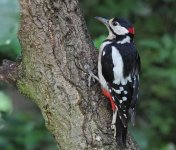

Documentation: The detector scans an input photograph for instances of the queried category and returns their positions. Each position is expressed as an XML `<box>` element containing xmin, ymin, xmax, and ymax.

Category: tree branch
<box><xmin>0</xmin><ymin>59</ymin><xmax>20</xmax><ymax>84</ymax></box>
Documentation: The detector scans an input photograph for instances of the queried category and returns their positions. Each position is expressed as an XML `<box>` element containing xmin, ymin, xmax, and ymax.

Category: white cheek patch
<box><xmin>110</xmin><ymin>24</ymin><xmax>128</xmax><ymax>35</ymax></box>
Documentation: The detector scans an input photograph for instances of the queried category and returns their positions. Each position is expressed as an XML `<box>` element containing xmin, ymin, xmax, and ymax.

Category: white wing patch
<box><xmin>111</xmin><ymin>46</ymin><xmax>132</xmax><ymax>85</ymax></box>
<box><xmin>122</xmin><ymin>97</ymin><xmax>127</xmax><ymax>101</ymax></box>
<box><xmin>119</xmin><ymin>87</ymin><xmax>124</xmax><ymax>91</ymax></box>
<box><xmin>124</xmin><ymin>91</ymin><xmax>128</xmax><ymax>94</ymax></box>
<box><xmin>111</xmin><ymin>46</ymin><xmax>124</xmax><ymax>85</ymax></box>
<box><xmin>113</xmin><ymin>89</ymin><xmax>121</xmax><ymax>94</ymax></box>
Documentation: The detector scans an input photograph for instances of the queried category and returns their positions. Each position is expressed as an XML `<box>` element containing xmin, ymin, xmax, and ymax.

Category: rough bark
<box><xmin>17</xmin><ymin>0</ymin><xmax>140</xmax><ymax>149</ymax></box>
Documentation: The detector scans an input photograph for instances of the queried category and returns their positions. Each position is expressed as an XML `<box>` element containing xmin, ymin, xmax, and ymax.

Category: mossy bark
<box><xmin>18</xmin><ymin>0</ymin><xmax>140</xmax><ymax>149</ymax></box>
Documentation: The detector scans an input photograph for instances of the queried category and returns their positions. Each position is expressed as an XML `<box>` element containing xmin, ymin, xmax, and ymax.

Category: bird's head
<box><xmin>95</xmin><ymin>17</ymin><xmax>135</xmax><ymax>40</ymax></box>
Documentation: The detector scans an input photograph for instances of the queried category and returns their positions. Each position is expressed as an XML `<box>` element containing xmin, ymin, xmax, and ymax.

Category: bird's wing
<box><xmin>129</xmin><ymin>52</ymin><xmax>141</xmax><ymax>125</ymax></box>
<box><xmin>101</xmin><ymin>44</ymin><xmax>133</xmax><ymax>127</ymax></box>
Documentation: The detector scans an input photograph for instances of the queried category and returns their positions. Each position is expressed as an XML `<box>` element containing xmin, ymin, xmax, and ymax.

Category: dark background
<box><xmin>0</xmin><ymin>0</ymin><xmax>176</xmax><ymax>150</ymax></box>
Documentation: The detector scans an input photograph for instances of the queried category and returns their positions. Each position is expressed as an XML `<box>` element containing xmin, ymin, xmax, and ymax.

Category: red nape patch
<box><xmin>102</xmin><ymin>88</ymin><xmax>116</xmax><ymax>111</ymax></box>
<box><xmin>128</xmin><ymin>27</ymin><xmax>135</xmax><ymax>34</ymax></box>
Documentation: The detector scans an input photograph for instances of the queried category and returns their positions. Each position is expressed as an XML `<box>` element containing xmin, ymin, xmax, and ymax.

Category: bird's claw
<box><xmin>87</xmin><ymin>69</ymin><xmax>99</xmax><ymax>87</ymax></box>
<box><xmin>111</xmin><ymin>124</ymin><xmax>116</xmax><ymax>138</ymax></box>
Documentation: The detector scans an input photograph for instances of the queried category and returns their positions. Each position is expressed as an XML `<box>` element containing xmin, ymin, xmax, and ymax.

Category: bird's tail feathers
<box><xmin>128</xmin><ymin>107</ymin><xmax>136</xmax><ymax>126</ymax></box>
<box><xmin>116</xmin><ymin>114</ymin><xmax>127</xmax><ymax>148</ymax></box>
<box><xmin>117</xmin><ymin>108</ymin><xmax>128</xmax><ymax>128</ymax></box>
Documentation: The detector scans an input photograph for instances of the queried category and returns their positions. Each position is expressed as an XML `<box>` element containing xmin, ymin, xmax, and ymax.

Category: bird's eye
<box><xmin>112</xmin><ymin>22</ymin><xmax>118</xmax><ymax>26</ymax></box>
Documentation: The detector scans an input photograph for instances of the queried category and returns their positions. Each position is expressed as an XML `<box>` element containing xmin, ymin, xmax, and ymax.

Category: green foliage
<box><xmin>93</xmin><ymin>35</ymin><xmax>106</xmax><ymax>48</ymax></box>
<box><xmin>88</xmin><ymin>0</ymin><xmax>176</xmax><ymax>149</ymax></box>
<box><xmin>0</xmin><ymin>92</ymin><xmax>57</xmax><ymax>150</ymax></box>
<box><xmin>0</xmin><ymin>0</ymin><xmax>21</xmax><ymax>61</ymax></box>
<box><xmin>0</xmin><ymin>113</ymin><xmax>58</xmax><ymax>150</ymax></box>
<box><xmin>137</xmin><ymin>35</ymin><xmax>176</xmax><ymax>150</ymax></box>
<box><xmin>0</xmin><ymin>92</ymin><xmax>13</xmax><ymax>116</ymax></box>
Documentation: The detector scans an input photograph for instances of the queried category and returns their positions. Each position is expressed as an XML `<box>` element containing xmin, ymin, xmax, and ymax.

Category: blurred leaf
<box><xmin>134</xmin><ymin>2</ymin><xmax>151</xmax><ymax>16</ymax></box>
<box><xmin>139</xmin><ymin>39</ymin><xmax>161</xmax><ymax>49</ymax></box>
<box><xmin>0</xmin><ymin>91</ymin><xmax>13</xmax><ymax>116</ymax></box>
<box><xmin>0</xmin><ymin>113</ymin><xmax>58</xmax><ymax>150</ymax></box>
<box><xmin>0</xmin><ymin>0</ymin><xmax>20</xmax><ymax>45</ymax></box>
<box><xmin>130</xmin><ymin>127</ymin><xmax>149</xmax><ymax>149</ymax></box>
<box><xmin>161</xmin><ymin>35</ymin><xmax>173</xmax><ymax>50</ymax></box>
<box><xmin>93</xmin><ymin>35</ymin><xmax>106</xmax><ymax>48</ymax></box>
<box><xmin>161</xmin><ymin>143</ymin><xmax>176</xmax><ymax>150</ymax></box>
<box><xmin>0</xmin><ymin>37</ymin><xmax>21</xmax><ymax>60</ymax></box>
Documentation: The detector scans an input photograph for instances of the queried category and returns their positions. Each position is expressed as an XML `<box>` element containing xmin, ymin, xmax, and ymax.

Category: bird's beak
<box><xmin>94</xmin><ymin>16</ymin><xmax>109</xmax><ymax>26</ymax></box>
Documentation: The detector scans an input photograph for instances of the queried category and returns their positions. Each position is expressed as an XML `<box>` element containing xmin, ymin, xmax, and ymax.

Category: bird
<box><xmin>89</xmin><ymin>16</ymin><xmax>141</xmax><ymax>148</ymax></box>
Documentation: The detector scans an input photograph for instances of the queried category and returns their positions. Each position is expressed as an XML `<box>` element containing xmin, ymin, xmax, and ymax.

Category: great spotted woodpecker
<box><xmin>90</xmin><ymin>17</ymin><xmax>140</xmax><ymax>147</ymax></box>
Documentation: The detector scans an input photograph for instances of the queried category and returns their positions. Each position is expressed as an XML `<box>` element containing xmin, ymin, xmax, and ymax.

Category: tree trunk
<box><xmin>17</xmin><ymin>0</ymin><xmax>139</xmax><ymax>149</ymax></box>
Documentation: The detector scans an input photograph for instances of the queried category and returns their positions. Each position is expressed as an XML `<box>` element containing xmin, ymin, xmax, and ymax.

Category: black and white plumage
<box><xmin>95</xmin><ymin>17</ymin><xmax>141</xmax><ymax>147</ymax></box>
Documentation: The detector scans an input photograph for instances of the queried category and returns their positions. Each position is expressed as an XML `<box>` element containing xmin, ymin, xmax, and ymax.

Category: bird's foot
<box><xmin>111</xmin><ymin>108</ymin><xmax>118</xmax><ymax>138</ymax></box>
<box><xmin>87</xmin><ymin>69</ymin><xmax>99</xmax><ymax>87</ymax></box>
<box><xmin>111</xmin><ymin>124</ymin><xmax>116</xmax><ymax>138</ymax></box>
